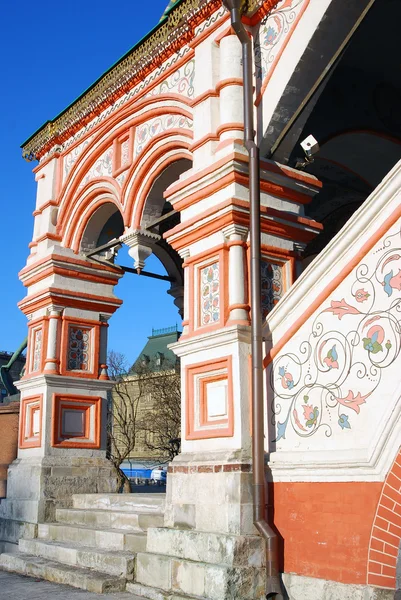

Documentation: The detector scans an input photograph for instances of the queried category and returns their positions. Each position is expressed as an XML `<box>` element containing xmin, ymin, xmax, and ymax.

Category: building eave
<box><xmin>21</xmin><ymin>0</ymin><xmax>268</xmax><ymax>162</ymax></box>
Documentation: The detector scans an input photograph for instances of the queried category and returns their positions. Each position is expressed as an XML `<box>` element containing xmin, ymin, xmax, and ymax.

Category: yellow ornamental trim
<box><xmin>22</xmin><ymin>0</ymin><xmax>266</xmax><ymax>161</ymax></box>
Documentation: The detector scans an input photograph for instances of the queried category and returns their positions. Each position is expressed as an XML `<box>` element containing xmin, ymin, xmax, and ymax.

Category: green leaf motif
<box><xmin>305</xmin><ymin>407</ymin><xmax>319</xmax><ymax>428</ymax></box>
<box><xmin>362</xmin><ymin>338</ymin><xmax>383</xmax><ymax>354</ymax></box>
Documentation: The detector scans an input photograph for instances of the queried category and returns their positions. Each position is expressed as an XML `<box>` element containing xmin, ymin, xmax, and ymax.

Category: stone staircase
<box><xmin>0</xmin><ymin>492</ymin><xmax>165</xmax><ymax>594</ymax></box>
<box><xmin>127</xmin><ymin>527</ymin><xmax>266</xmax><ymax>600</ymax></box>
<box><xmin>0</xmin><ymin>491</ymin><xmax>266</xmax><ymax>599</ymax></box>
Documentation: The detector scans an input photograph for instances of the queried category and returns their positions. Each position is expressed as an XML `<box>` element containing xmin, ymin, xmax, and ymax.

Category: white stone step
<box><xmin>72</xmin><ymin>493</ymin><xmax>165</xmax><ymax>512</ymax></box>
<box><xmin>127</xmin><ymin>581</ymin><xmax>208</xmax><ymax>600</ymax></box>
<box><xmin>146</xmin><ymin>527</ymin><xmax>265</xmax><ymax>567</ymax></box>
<box><xmin>56</xmin><ymin>507</ymin><xmax>164</xmax><ymax>532</ymax></box>
<box><xmin>38</xmin><ymin>522</ymin><xmax>147</xmax><ymax>552</ymax></box>
<box><xmin>135</xmin><ymin>552</ymin><xmax>265</xmax><ymax>600</ymax></box>
<box><xmin>19</xmin><ymin>538</ymin><xmax>135</xmax><ymax>579</ymax></box>
<box><xmin>0</xmin><ymin>540</ymin><xmax>18</xmax><ymax>554</ymax></box>
<box><xmin>0</xmin><ymin>551</ymin><xmax>127</xmax><ymax>593</ymax></box>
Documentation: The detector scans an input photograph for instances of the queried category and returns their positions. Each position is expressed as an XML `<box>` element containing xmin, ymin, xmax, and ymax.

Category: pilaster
<box><xmin>1</xmin><ymin>250</ymin><xmax>122</xmax><ymax>540</ymax></box>
<box><xmin>162</xmin><ymin>151</ymin><xmax>322</xmax><ymax>539</ymax></box>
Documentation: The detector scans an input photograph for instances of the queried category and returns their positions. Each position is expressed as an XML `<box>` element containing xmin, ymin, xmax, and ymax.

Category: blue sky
<box><xmin>0</xmin><ymin>1</ymin><xmax>181</xmax><ymax>365</ymax></box>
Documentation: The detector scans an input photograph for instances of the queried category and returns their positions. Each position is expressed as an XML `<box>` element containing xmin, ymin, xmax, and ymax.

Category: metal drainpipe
<box><xmin>222</xmin><ymin>1</ymin><xmax>283</xmax><ymax>598</ymax></box>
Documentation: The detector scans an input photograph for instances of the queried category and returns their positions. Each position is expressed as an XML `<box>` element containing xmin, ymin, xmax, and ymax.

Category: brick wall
<box><xmin>271</xmin><ymin>449</ymin><xmax>401</xmax><ymax>591</ymax></box>
<box><xmin>367</xmin><ymin>449</ymin><xmax>401</xmax><ymax>589</ymax></box>
<box><xmin>0</xmin><ymin>402</ymin><xmax>19</xmax><ymax>498</ymax></box>
<box><xmin>271</xmin><ymin>481</ymin><xmax>383</xmax><ymax>585</ymax></box>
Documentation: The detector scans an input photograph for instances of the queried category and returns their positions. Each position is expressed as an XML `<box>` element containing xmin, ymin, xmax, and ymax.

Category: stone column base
<box><xmin>136</xmin><ymin>451</ymin><xmax>267</xmax><ymax>599</ymax></box>
<box><xmin>165</xmin><ymin>451</ymin><xmax>256</xmax><ymax>536</ymax></box>
<box><xmin>0</xmin><ymin>456</ymin><xmax>117</xmax><ymax>544</ymax></box>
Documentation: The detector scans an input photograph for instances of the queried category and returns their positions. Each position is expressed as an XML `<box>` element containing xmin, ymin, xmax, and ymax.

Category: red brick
<box><xmin>381</xmin><ymin>494</ymin><xmax>396</xmax><ymax>511</ymax></box>
<box><xmin>387</xmin><ymin>473</ymin><xmax>401</xmax><ymax>492</ymax></box>
<box><xmin>377</xmin><ymin>505</ymin><xmax>401</xmax><ymax>527</ymax></box>
<box><xmin>393</xmin><ymin>502</ymin><xmax>401</xmax><ymax>516</ymax></box>
<box><xmin>370</xmin><ymin>538</ymin><xmax>384</xmax><ymax>552</ymax></box>
<box><xmin>174</xmin><ymin>466</ymin><xmax>188</xmax><ymax>473</ymax></box>
<box><xmin>372</xmin><ymin>527</ymin><xmax>400</xmax><ymax>547</ymax></box>
<box><xmin>384</xmin><ymin>543</ymin><xmax>399</xmax><ymax>557</ymax></box>
<box><xmin>197</xmin><ymin>465</ymin><xmax>213</xmax><ymax>473</ymax></box>
<box><xmin>367</xmin><ymin>573</ymin><xmax>396</xmax><ymax>589</ymax></box>
<box><xmin>384</xmin><ymin>484</ymin><xmax>401</xmax><ymax>504</ymax></box>
<box><xmin>390</xmin><ymin>462</ymin><xmax>401</xmax><ymax>482</ymax></box>
<box><xmin>368</xmin><ymin>561</ymin><xmax>382</xmax><ymax>574</ymax></box>
<box><xmin>389</xmin><ymin>522</ymin><xmax>401</xmax><ymax>537</ymax></box>
<box><xmin>375</xmin><ymin>516</ymin><xmax>390</xmax><ymax>531</ymax></box>
<box><xmin>383</xmin><ymin>565</ymin><xmax>397</xmax><ymax>578</ymax></box>
<box><xmin>369</xmin><ymin>550</ymin><xmax>396</xmax><ymax>568</ymax></box>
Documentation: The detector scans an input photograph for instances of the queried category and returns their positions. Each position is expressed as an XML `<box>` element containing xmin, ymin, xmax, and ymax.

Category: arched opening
<box><xmin>80</xmin><ymin>202</ymin><xmax>124</xmax><ymax>256</ymax></box>
<box><xmin>74</xmin><ymin>157</ymin><xmax>192</xmax><ymax>481</ymax></box>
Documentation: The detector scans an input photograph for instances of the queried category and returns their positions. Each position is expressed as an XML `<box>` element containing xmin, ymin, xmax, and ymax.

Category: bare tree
<box><xmin>107</xmin><ymin>351</ymin><xmax>145</xmax><ymax>492</ymax></box>
<box><xmin>139</xmin><ymin>362</ymin><xmax>181</xmax><ymax>462</ymax></box>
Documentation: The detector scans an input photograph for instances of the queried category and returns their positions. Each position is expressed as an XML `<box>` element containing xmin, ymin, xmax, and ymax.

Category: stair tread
<box><xmin>0</xmin><ymin>550</ymin><xmax>127</xmax><ymax>582</ymax></box>
<box><xmin>75</xmin><ymin>493</ymin><xmax>166</xmax><ymax>498</ymax></box>
<box><xmin>21</xmin><ymin>538</ymin><xmax>136</xmax><ymax>557</ymax></box>
<box><xmin>58</xmin><ymin>507</ymin><xmax>164</xmax><ymax>516</ymax></box>
<box><xmin>42</xmin><ymin>522</ymin><xmax>147</xmax><ymax>536</ymax></box>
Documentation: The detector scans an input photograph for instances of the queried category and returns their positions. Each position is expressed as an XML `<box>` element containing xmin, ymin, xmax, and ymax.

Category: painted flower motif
<box><xmin>338</xmin><ymin>414</ymin><xmax>351</xmax><ymax>430</ymax></box>
<box><xmin>138</xmin><ymin>127</ymin><xmax>148</xmax><ymax>143</ymax></box>
<box><xmin>324</xmin><ymin>299</ymin><xmax>360</xmax><ymax>320</ymax></box>
<box><xmin>385</xmin><ymin>340</ymin><xmax>392</xmax><ymax>350</ymax></box>
<box><xmin>355</xmin><ymin>288</ymin><xmax>370</xmax><ymax>303</ymax></box>
<box><xmin>383</xmin><ymin>269</ymin><xmax>401</xmax><ymax>297</ymax></box>
<box><xmin>278</xmin><ymin>366</ymin><xmax>294</xmax><ymax>390</ymax></box>
<box><xmin>264</xmin><ymin>26</ymin><xmax>278</xmax><ymax>45</ymax></box>
<box><xmin>323</xmin><ymin>345</ymin><xmax>339</xmax><ymax>369</ymax></box>
<box><xmin>303</xmin><ymin>404</ymin><xmax>319</xmax><ymax>428</ymax></box>
<box><xmin>362</xmin><ymin>325</ymin><xmax>384</xmax><ymax>354</ymax></box>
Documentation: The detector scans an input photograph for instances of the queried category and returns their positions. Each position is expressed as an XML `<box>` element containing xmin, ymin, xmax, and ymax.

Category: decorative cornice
<box><xmin>21</xmin><ymin>0</ymin><xmax>270</xmax><ymax>162</ymax></box>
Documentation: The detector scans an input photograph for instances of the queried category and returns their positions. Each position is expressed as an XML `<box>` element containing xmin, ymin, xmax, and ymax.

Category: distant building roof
<box><xmin>130</xmin><ymin>326</ymin><xmax>180</xmax><ymax>373</ymax></box>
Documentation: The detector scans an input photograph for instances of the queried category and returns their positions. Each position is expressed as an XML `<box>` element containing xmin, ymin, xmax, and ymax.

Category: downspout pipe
<box><xmin>222</xmin><ymin>1</ymin><xmax>284</xmax><ymax>598</ymax></box>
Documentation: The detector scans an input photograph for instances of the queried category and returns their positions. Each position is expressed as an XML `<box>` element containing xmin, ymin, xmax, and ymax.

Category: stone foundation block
<box><xmin>135</xmin><ymin>551</ymin><xmax>265</xmax><ymax>600</ymax></box>
<box><xmin>136</xmin><ymin>553</ymin><xmax>172</xmax><ymax>591</ymax></box>
<box><xmin>146</xmin><ymin>528</ymin><xmax>265</xmax><ymax>567</ymax></box>
<box><xmin>0</xmin><ymin>517</ymin><xmax>37</xmax><ymax>544</ymax></box>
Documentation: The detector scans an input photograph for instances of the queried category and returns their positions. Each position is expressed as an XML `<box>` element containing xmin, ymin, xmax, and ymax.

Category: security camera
<box><xmin>295</xmin><ymin>134</ymin><xmax>320</xmax><ymax>170</ymax></box>
<box><xmin>300</xmin><ymin>134</ymin><xmax>319</xmax><ymax>158</ymax></box>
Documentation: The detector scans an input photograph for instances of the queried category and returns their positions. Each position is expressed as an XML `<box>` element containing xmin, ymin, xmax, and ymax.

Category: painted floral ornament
<box><xmin>383</xmin><ymin>268</ymin><xmax>401</xmax><ymax>297</ymax></box>
<box><xmin>278</xmin><ymin>366</ymin><xmax>294</xmax><ymax>390</ymax></box>
<box><xmin>323</xmin><ymin>344</ymin><xmax>339</xmax><ymax>369</ymax></box>
<box><xmin>362</xmin><ymin>324</ymin><xmax>385</xmax><ymax>354</ymax></box>
<box><xmin>338</xmin><ymin>414</ymin><xmax>351</xmax><ymax>429</ymax></box>
<box><xmin>355</xmin><ymin>288</ymin><xmax>370</xmax><ymax>302</ymax></box>
<box><xmin>303</xmin><ymin>404</ymin><xmax>319</xmax><ymax>428</ymax></box>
